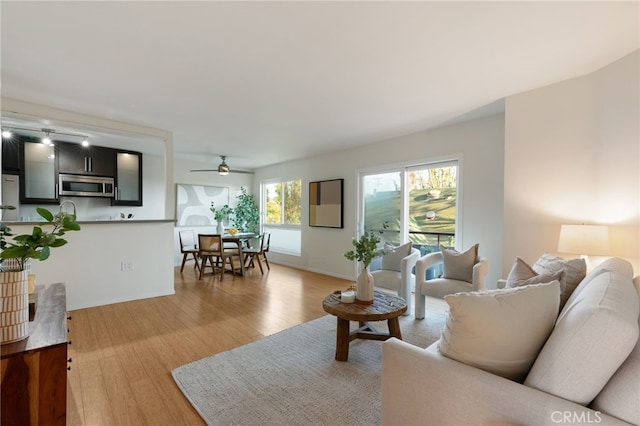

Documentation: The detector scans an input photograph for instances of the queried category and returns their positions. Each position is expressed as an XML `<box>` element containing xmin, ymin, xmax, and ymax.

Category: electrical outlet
<box><xmin>121</xmin><ymin>260</ymin><xmax>134</xmax><ymax>271</ymax></box>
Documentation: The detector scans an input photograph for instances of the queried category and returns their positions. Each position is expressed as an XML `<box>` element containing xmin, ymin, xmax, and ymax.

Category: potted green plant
<box><xmin>210</xmin><ymin>202</ymin><xmax>234</xmax><ymax>234</ymax></box>
<box><xmin>232</xmin><ymin>187</ymin><xmax>260</xmax><ymax>234</ymax></box>
<box><xmin>0</xmin><ymin>201</ymin><xmax>81</xmax><ymax>343</ymax></box>
<box><xmin>344</xmin><ymin>230</ymin><xmax>386</xmax><ymax>304</ymax></box>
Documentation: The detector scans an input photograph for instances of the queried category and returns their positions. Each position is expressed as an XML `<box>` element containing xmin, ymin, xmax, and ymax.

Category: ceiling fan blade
<box><xmin>189</xmin><ymin>168</ymin><xmax>255</xmax><ymax>174</ymax></box>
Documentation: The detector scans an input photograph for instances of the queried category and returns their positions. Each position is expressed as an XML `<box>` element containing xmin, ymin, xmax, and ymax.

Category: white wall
<box><xmin>504</xmin><ymin>50</ymin><xmax>639</xmax><ymax>275</ymax></box>
<box><xmin>254</xmin><ymin>114</ymin><xmax>506</xmax><ymax>286</ymax></box>
<box><xmin>12</xmin><ymin>221</ymin><xmax>175</xmax><ymax>311</ymax></box>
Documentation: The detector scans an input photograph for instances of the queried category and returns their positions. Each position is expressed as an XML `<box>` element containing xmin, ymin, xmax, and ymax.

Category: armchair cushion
<box><xmin>438</xmin><ymin>281</ymin><xmax>561</xmax><ymax>382</ymax></box>
<box><xmin>381</xmin><ymin>242</ymin><xmax>412</xmax><ymax>272</ymax></box>
<box><xmin>440</xmin><ymin>244</ymin><xmax>478</xmax><ymax>283</ymax></box>
<box><xmin>506</xmin><ymin>257</ymin><xmax>564</xmax><ymax>289</ymax></box>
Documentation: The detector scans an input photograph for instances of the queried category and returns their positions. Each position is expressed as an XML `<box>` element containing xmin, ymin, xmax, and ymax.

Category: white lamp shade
<box><xmin>557</xmin><ymin>224</ymin><xmax>611</xmax><ymax>256</ymax></box>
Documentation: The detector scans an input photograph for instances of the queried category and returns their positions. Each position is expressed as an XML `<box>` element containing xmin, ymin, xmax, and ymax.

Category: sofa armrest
<box><xmin>381</xmin><ymin>338</ymin><xmax>629</xmax><ymax>426</ymax></box>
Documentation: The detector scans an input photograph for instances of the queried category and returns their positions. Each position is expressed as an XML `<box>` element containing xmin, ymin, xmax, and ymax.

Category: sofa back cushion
<box><xmin>589</xmin><ymin>275</ymin><xmax>640</xmax><ymax>424</ymax></box>
<box><xmin>524</xmin><ymin>270</ymin><xmax>639</xmax><ymax>405</ymax></box>
<box><xmin>439</xmin><ymin>281</ymin><xmax>560</xmax><ymax>382</ymax></box>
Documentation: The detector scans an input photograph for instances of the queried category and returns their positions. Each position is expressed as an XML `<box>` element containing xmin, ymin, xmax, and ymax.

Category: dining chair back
<box><xmin>197</xmin><ymin>234</ymin><xmax>240</xmax><ymax>279</ymax></box>
<box><xmin>179</xmin><ymin>230</ymin><xmax>200</xmax><ymax>273</ymax></box>
<box><xmin>244</xmin><ymin>232</ymin><xmax>271</xmax><ymax>274</ymax></box>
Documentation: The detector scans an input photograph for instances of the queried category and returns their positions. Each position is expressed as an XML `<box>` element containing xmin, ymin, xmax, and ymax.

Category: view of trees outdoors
<box><xmin>364</xmin><ymin>164</ymin><xmax>457</xmax><ymax>252</ymax></box>
<box><xmin>264</xmin><ymin>180</ymin><xmax>302</xmax><ymax>225</ymax></box>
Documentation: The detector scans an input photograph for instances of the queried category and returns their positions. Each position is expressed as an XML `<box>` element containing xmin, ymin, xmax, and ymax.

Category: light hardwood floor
<box><xmin>66</xmin><ymin>262</ymin><xmax>352</xmax><ymax>426</ymax></box>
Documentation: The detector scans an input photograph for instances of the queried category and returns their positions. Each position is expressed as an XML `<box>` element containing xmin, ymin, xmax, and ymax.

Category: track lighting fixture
<box><xmin>0</xmin><ymin>124</ymin><xmax>89</xmax><ymax>146</ymax></box>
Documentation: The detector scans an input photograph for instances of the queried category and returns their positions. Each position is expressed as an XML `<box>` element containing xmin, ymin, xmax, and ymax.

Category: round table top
<box><xmin>322</xmin><ymin>290</ymin><xmax>407</xmax><ymax>322</ymax></box>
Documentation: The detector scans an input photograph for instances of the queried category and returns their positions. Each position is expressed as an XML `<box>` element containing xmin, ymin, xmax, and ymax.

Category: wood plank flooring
<box><xmin>66</xmin><ymin>263</ymin><xmax>353</xmax><ymax>425</ymax></box>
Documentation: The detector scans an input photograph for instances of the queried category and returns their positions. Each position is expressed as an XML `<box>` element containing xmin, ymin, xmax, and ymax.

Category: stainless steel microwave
<box><xmin>58</xmin><ymin>174</ymin><xmax>115</xmax><ymax>198</ymax></box>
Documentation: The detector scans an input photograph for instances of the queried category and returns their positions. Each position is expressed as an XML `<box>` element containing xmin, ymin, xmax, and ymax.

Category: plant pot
<box><xmin>0</xmin><ymin>259</ymin><xmax>31</xmax><ymax>344</ymax></box>
<box><xmin>356</xmin><ymin>268</ymin><xmax>374</xmax><ymax>305</ymax></box>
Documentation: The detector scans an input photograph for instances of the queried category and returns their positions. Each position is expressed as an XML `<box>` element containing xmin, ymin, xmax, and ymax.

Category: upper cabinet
<box><xmin>2</xmin><ymin>137</ymin><xmax>21</xmax><ymax>173</ymax></box>
<box><xmin>57</xmin><ymin>142</ymin><xmax>115</xmax><ymax>176</ymax></box>
<box><xmin>20</xmin><ymin>137</ymin><xmax>59</xmax><ymax>204</ymax></box>
<box><xmin>113</xmin><ymin>150</ymin><xmax>142</xmax><ymax>206</ymax></box>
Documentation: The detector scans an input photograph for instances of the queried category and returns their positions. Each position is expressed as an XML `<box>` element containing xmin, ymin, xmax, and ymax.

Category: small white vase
<box><xmin>216</xmin><ymin>221</ymin><xmax>224</xmax><ymax>235</ymax></box>
<box><xmin>356</xmin><ymin>267</ymin><xmax>374</xmax><ymax>305</ymax></box>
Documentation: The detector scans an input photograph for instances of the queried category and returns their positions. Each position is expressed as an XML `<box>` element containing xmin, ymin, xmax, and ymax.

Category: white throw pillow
<box><xmin>532</xmin><ymin>253</ymin><xmax>586</xmax><ymax>309</ymax></box>
<box><xmin>505</xmin><ymin>257</ymin><xmax>564</xmax><ymax>289</ymax></box>
<box><xmin>440</xmin><ymin>244</ymin><xmax>478</xmax><ymax>283</ymax></box>
<box><xmin>381</xmin><ymin>242</ymin><xmax>412</xmax><ymax>272</ymax></box>
<box><xmin>438</xmin><ymin>281</ymin><xmax>561</xmax><ymax>382</ymax></box>
<box><xmin>524</xmin><ymin>271</ymin><xmax>639</xmax><ymax>405</ymax></box>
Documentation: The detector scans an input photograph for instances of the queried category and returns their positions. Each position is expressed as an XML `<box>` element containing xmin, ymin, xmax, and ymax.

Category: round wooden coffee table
<box><xmin>322</xmin><ymin>290</ymin><xmax>407</xmax><ymax>361</ymax></box>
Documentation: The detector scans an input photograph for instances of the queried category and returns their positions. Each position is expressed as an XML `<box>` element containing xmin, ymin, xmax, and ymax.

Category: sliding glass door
<box><xmin>361</xmin><ymin>161</ymin><xmax>458</xmax><ymax>256</ymax></box>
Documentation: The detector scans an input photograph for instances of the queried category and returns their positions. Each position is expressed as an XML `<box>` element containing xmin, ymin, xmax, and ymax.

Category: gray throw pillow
<box><xmin>440</xmin><ymin>244</ymin><xmax>478</xmax><ymax>283</ymax></box>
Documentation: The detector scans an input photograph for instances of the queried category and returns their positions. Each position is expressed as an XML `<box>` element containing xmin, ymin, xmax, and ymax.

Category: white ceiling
<box><xmin>1</xmin><ymin>1</ymin><xmax>638</xmax><ymax>171</ymax></box>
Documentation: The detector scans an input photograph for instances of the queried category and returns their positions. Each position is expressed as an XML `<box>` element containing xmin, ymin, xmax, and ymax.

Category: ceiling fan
<box><xmin>190</xmin><ymin>155</ymin><xmax>255</xmax><ymax>175</ymax></box>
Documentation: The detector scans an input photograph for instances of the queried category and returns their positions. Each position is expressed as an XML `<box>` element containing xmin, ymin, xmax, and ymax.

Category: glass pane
<box><xmin>24</xmin><ymin>142</ymin><xmax>56</xmax><ymax>199</ymax></box>
<box><xmin>264</xmin><ymin>182</ymin><xmax>281</xmax><ymax>224</ymax></box>
<box><xmin>117</xmin><ymin>152</ymin><xmax>139</xmax><ymax>201</ymax></box>
<box><xmin>363</xmin><ymin>172</ymin><xmax>401</xmax><ymax>245</ymax></box>
<box><xmin>408</xmin><ymin>164</ymin><xmax>457</xmax><ymax>255</ymax></box>
<box><xmin>283</xmin><ymin>180</ymin><xmax>301</xmax><ymax>225</ymax></box>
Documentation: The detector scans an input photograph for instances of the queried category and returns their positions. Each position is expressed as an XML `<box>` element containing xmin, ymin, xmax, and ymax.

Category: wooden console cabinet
<box><xmin>1</xmin><ymin>283</ymin><xmax>68</xmax><ymax>426</ymax></box>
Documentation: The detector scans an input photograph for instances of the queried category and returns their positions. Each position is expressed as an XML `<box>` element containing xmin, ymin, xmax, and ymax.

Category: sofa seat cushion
<box><xmin>524</xmin><ymin>271</ymin><xmax>639</xmax><ymax>406</ymax></box>
<box><xmin>532</xmin><ymin>253</ymin><xmax>586</xmax><ymax>309</ymax></box>
<box><xmin>438</xmin><ymin>281</ymin><xmax>561</xmax><ymax>382</ymax></box>
<box><xmin>589</xmin><ymin>275</ymin><xmax>640</xmax><ymax>425</ymax></box>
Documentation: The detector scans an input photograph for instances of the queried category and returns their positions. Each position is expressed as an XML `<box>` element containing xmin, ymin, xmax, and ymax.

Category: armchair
<box><xmin>371</xmin><ymin>244</ymin><xmax>420</xmax><ymax>315</ymax></box>
<box><xmin>414</xmin><ymin>250</ymin><xmax>488</xmax><ymax>319</ymax></box>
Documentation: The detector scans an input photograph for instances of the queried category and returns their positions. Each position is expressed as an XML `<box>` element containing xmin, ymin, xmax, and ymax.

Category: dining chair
<box><xmin>244</xmin><ymin>232</ymin><xmax>270</xmax><ymax>274</ymax></box>
<box><xmin>179</xmin><ymin>230</ymin><xmax>200</xmax><ymax>273</ymax></box>
<box><xmin>198</xmin><ymin>234</ymin><xmax>240</xmax><ymax>279</ymax></box>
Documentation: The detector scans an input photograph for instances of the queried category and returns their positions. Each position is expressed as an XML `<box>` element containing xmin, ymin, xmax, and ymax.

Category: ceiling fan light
<box><xmin>218</xmin><ymin>165</ymin><xmax>229</xmax><ymax>175</ymax></box>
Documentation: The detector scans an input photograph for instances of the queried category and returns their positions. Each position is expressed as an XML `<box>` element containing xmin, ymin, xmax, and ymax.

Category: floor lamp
<box><xmin>557</xmin><ymin>224</ymin><xmax>611</xmax><ymax>271</ymax></box>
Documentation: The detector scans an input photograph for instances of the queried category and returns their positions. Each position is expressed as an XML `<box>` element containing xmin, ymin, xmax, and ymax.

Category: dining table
<box><xmin>222</xmin><ymin>232</ymin><xmax>256</xmax><ymax>276</ymax></box>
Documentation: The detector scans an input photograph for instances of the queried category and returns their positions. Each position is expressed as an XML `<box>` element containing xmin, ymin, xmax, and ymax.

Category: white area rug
<box><xmin>172</xmin><ymin>313</ymin><xmax>446</xmax><ymax>426</ymax></box>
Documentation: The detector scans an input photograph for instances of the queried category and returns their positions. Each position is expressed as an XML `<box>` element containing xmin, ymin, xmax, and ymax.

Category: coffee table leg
<box><xmin>335</xmin><ymin>317</ymin><xmax>350</xmax><ymax>361</ymax></box>
<box><xmin>388</xmin><ymin>317</ymin><xmax>402</xmax><ymax>340</ymax></box>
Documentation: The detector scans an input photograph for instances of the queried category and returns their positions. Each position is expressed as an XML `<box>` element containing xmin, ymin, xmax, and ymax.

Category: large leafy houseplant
<box><xmin>0</xmin><ymin>203</ymin><xmax>81</xmax><ymax>271</ymax></box>
<box><xmin>232</xmin><ymin>187</ymin><xmax>260</xmax><ymax>234</ymax></box>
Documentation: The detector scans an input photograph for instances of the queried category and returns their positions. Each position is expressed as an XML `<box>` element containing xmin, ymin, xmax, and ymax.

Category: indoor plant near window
<box><xmin>0</xmin><ymin>201</ymin><xmax>81</xmax><ymax>343</ymax></box>
<box><xmin>232</xmin><ymin>187</ymin><xmax>260</xmax><ymax>235</ymax></box>
<box><xmin>210</xmin><ymin>202</ymin><xmax>233</xmax><ymax>235</ymax></box>
<box><xmin>344</xmin><ymin>230</ymin><xmax>386</xmax><ymax>304</ymax></box>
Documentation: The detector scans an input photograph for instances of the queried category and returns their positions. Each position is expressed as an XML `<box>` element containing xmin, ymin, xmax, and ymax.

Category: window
<box><xmin>262</xmin><ymin>179</ymin><xmax>302</xmax><ymax>255</ymax></box>
<box><xmin>361</xmin><ymin>160</ymin><xmax>458</xmax><ymax>258</ymax></box>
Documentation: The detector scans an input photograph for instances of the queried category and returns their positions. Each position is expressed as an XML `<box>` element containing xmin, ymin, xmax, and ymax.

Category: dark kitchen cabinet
<box><xmin>113</xmin><ymin>150</ymin><xmax>142</xmax><ymax>206</ymax></box>
<box><xmin>2</xmin><ymin>137</ymin><xmax>21</xmax><ymax>173</ymax></box>
<box><xmin>57</xmin><ymin>141</ymin><xmax>115</xmax><ymax>177</ymax></box>
<box><xmin>20</xmin><ymin>136</ymin><xmax>59</xmax><ymax>204</ymax></box>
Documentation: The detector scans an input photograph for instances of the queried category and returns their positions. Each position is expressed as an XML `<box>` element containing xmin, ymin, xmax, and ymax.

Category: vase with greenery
<box><xmin>210</xmin><ymin>202</ymin><xmax>233</xmax><ymax>234</ymax></box>
<box><xmin>232</xmin><ymin>187</ymin><xmax>260</xmax><ymax>234</ymax></box>
<box><xmin>344</xmin><ymin>230</ymin><xmax>386</xmax><ymax>304</ymax></box>
<box><xmin>0</xmin><ymin>201</ymin><xmax>81</xmax><ymax>343</ymax></box>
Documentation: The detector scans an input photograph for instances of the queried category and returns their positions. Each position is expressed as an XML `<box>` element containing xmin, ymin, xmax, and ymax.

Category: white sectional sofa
<box><xmin>381</xmin><ymin>257</ymin><xmax>640</xmax><ymax>425</ymax></box>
